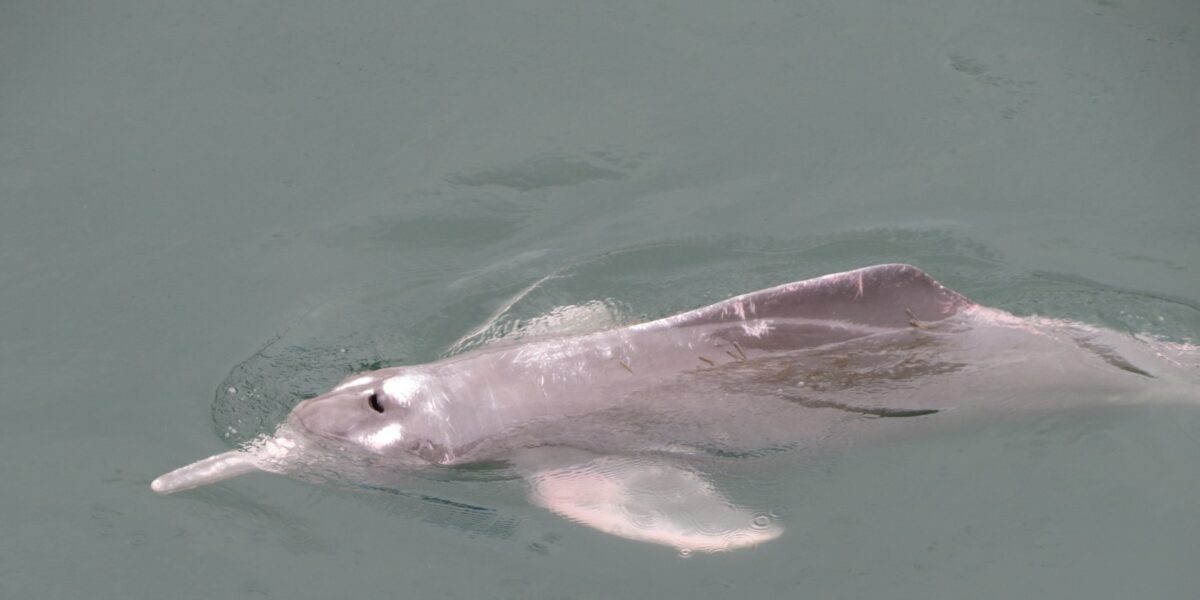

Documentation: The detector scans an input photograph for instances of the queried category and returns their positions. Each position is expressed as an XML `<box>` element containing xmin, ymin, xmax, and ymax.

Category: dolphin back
<box><xmin>670</xmin><ymin>264</ymin><xmax>973</xmax><ymax>330</ymax></box>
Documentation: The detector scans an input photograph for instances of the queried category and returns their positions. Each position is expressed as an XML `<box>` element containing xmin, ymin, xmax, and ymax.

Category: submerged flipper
<box><xmin>519</xmin><ymin>450</ymin><xmax>781</xmax><ymax>552</ymax></box>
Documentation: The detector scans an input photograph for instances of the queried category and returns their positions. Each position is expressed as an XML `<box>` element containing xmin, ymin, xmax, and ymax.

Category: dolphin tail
<box><xmin>151</xmin><ymin>450</ymin><xmax>262</xmax><ymax>494</ymax></box>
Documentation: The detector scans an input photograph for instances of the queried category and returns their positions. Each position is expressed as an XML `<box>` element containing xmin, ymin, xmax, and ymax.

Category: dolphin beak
<box><xmin>151</xmin><ymin>449</ymin><xmax>261</xmax><ymax>494</ymax></box>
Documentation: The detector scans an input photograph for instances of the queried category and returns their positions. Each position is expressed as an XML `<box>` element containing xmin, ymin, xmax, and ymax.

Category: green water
<box><xmin>2</xmin><ymin>0</ymin><xmax>1198</xmax><ymax>598</ymax></box>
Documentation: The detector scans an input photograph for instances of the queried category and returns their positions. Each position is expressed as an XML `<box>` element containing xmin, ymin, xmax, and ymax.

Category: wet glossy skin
<box><xmin>153</xmin><ymin>263</ymin><xmax>1192</xmax><ymax>554</ymax></box>
<box><xmin>286</xmin><ymin>264</ymin><xmax>973</xmax><ymax>464</ymax></box>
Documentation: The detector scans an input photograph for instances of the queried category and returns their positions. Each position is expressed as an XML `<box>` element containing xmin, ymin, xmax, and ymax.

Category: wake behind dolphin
<box><xmin>153</xmin><ymin>264</ymin><xmax>1197</xmax><ymax>552</ymax></box>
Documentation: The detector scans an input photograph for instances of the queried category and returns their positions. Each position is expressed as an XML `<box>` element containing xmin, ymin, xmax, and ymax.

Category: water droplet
<box><xmin>678</xmin><ymin>548</ymin><xmax>693</xmax><ymax>558</ymax></box>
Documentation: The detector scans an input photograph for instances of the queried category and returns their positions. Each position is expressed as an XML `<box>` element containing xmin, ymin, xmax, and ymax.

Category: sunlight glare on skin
<box><xmin>383</xmin><ymin>374</ymin><xmax>427</xmax><ymax>406</ymax></box>
<box><xmin>360</xmin><ymin>423</ymin><xmax>405</xmax><ymax>450</ymax></box>
<box><xmin>334</xmin><ymin>375</ymin><xmax>373</xmax><ymax>391</ymax></box>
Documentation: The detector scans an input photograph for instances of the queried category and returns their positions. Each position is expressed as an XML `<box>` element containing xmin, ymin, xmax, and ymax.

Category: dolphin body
<box><xmin>153</xmin><ymin>264</ymin><xmax>1195</xmax><ymax>551</ymax></box>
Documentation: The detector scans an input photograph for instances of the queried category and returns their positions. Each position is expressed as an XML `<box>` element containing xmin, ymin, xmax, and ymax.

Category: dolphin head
<box><xmin>288</xmin><ymin>367</ymin><xmax>455</xmax><ymax>465</ymax></box>
<box><xmin>152</xmin><ymin>366</ymin><xmax>454</xmax><ymax>495</ymax></box>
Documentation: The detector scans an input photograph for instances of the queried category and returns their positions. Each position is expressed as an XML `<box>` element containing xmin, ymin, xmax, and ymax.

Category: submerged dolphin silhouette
<box><xmin>153</xmin><ymin>264</ymin><xmax>1193</xmax><ymax>551</ymax></box>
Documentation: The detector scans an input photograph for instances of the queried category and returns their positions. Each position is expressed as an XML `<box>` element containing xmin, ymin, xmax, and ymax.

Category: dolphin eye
<box><xmin>367</xmin><ymin>392</ymin><xmax>384</xmax><ymax>413</ymax></box>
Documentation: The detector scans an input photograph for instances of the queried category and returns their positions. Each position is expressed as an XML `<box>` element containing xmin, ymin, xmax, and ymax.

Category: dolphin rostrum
<box><xmin>153</xmin><ymin>264</ymin><xmax>1196</xmax><ymax>552</ymax></box>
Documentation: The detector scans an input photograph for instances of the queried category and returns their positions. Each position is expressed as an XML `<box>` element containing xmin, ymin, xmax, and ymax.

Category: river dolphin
<box><xmin>152</xmin><ymin>264</ymin><xmax>1196</xmax><ymax>551</ymax></box>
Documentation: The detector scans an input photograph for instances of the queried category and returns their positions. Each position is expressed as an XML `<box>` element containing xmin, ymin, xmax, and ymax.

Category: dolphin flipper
<box><xmin>517</xmin><ymin>450</ymin><xmax>781</xmax><ymax>552</ymax></box>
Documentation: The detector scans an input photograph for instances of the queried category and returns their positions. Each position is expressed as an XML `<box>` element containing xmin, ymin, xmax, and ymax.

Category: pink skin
<box><xmin>153</xmin><ymin>264</ymin><xmax>1192</xmax><ymax>551</ymax></box>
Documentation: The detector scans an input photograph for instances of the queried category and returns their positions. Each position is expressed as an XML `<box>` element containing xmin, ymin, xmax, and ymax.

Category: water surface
<box><xmin>2</xmin><ymin>0</ymin><xmax>1198</xmax><ymax>598</ymax></box>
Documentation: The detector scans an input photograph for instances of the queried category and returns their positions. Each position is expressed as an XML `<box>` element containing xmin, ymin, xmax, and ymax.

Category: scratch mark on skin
<box><xmin>741</xmin><ymin>320</ymin><xmax>772</xmax><ymax>338</ymax></box>
<box><xmin>732</xmin><ymin>341</ymin><xmax>747</xmax><ymax>361</ymax></box>
<box><xmin>906</xmin><ymin>308</ymin><xmax>922</xmax><ymax>328</ymax></box>
<box><xmin>778</xmin><ymin>393</ymin><xmax>940</xmax><ymax>418</ymax></box>
<box><xmin>725</xmin><ymin>350</ymin><xmax>743</xmax><ymax>362</ymax></box>
<box><xmin>697</xmin><ymin>356</ymin><xmax>716</xmax><ymax>367</ymax></box>
<box><xmin>855</xmin><ymin>273</ymin><xmax>865</xmax><ymax>299</ymax></box>
<box><xmin>619</xmin><ymin>360</ymin><xmax>634</xmax><ymax>374</ymax></box>
<box><xmin>732</xmin><ymin>302</ymin><xmax>747</xmax><ymax>320</ymax></box>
